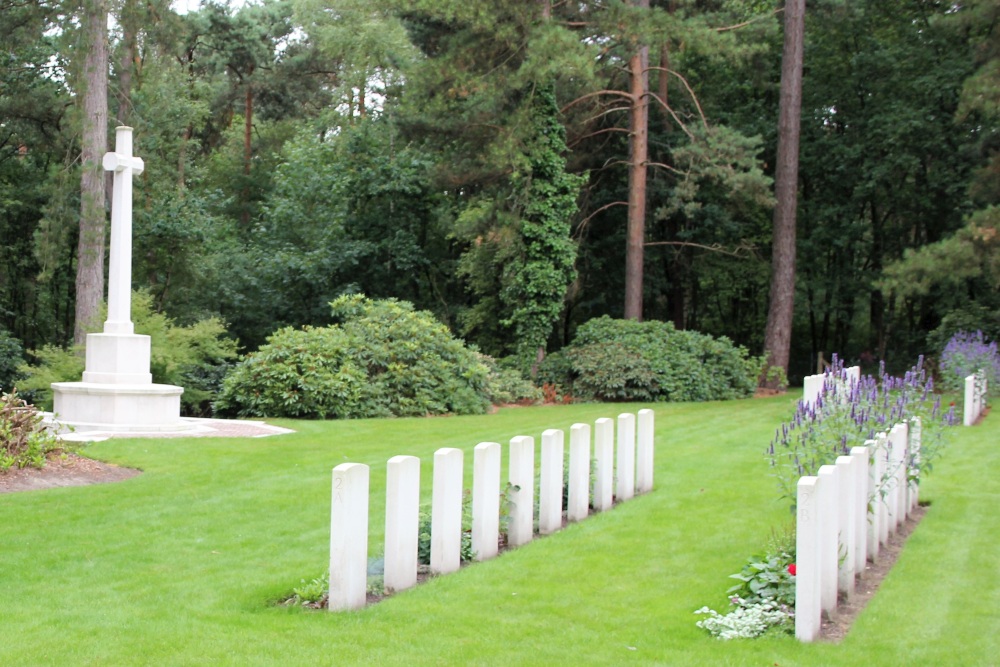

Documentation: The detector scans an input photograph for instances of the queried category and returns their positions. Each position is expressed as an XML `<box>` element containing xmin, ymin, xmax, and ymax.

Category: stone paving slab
<box><xmin>57</xmin><ymin>418</ymin><xmax>295</xmax><ymax>442</ymax></box>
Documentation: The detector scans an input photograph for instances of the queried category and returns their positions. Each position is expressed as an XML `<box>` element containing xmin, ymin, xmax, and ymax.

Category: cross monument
<box><xmin>51</xmin><ymin>126</ymin><xmax>189</xmax><ymax>433</ymax></box>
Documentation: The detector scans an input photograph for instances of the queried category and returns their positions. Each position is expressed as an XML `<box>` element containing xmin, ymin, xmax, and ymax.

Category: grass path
<box><xmin>1</xmin><ymin>397</ymin><xmax>997</xmax><ymax>665</ymax></box>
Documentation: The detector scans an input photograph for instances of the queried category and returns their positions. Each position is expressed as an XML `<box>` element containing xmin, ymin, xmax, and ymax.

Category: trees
<box><xmin>2</xmin><ymin>0</ymin><xmax>999</xmax><ymax>387</ymax></box>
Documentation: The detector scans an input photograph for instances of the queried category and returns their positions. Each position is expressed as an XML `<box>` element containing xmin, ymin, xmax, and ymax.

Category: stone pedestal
<box><xmin>52</xmin><ymin>379</ymin><xmax>186</xmax><ymax>433</ymax></box>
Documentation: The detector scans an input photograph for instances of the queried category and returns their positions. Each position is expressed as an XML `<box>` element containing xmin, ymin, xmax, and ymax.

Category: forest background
<box><xmin>3</xmin><ymin>0</ymin><xmax>1000</xmax><ymax>393</ymax></box>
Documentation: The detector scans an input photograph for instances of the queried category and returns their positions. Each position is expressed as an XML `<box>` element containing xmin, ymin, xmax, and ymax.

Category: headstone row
<box><xmin>963</xmin><ymin>369</ymin><xmax>989</xmax><ymax>426</ymax></box>
<box><xmin>328</xmin><ymin>409</ymin><xmax>656</xmax><ymax>611</ymax></box>
<box><xmin>795</xmin><ymin>418</ymin><xmax>921</xmax><ymax>641</ymax></box>
<box><xmin>802</xmin><ymin>364</ymin><xmax>861</xmax><ymax>409</ymax></box>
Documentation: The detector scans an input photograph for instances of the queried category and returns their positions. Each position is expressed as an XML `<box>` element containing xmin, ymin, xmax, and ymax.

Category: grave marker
<box><xmin>593</xmin><ymin>418</ymin><xmax>614</xmax><ymax>511</ymax></box>
<box><xmin>636</xmin><ymin>409</ymin><xmax>654</xmax><ymax>493</ymax></box>
<box><xmin>835</xmin><ymin>455</ymin><xmax>856</xmax><ymax>599</ymax></box>
<box><xmin>866</xmin><ymin>439</ymin><xmax>880</xmax><ymax>562</ymax></box>
<box><xmin>817</xmin><ymin>464</ymin><xmax>839</xmax><ymax>615</ymax></box>
<box><xmin>850</xmin><ymin>446</ymin><xmax>869</xmax><ymax>577</ymax></box>
<box><xmin>472</xmin><ymin>442</ymin><xmax>501</xmax><ymax>561</ymax></box>
<box><xmin>567</xmin><ymin>424</ymin><xmax>591</xmax><ymax>522</ymax></box>
<box><xmin>384</xmin><ymin>455</ymin><xmax>420</xmax><ymax>593</ymax></box>
<box><xmin>508</xmin><ymin>436</ymin><xmax>535</xmax><ymax>547</ymax></box>
<box><xmin>795</xmin><ymin>476</ymin><xmax>821</xmax><ymax>642</ymax></box>
<box><xmin>539</xmin><ymin>429</ymin><xmax>565</xmax><ymax>535</ymax></box>
<box><xmin>616</xmin><ymin>413</ymin><xmax>636</xmax><ymax>501</ymax></box>
<box><xmin>329</xmin><ymin>463</ymin><xmax>369</xmax><ymax>611</ymax></box>
<box><xmin>430</xmin><ymin>448</ymin><xmax>463</xmax><ymax>574</ymax></box>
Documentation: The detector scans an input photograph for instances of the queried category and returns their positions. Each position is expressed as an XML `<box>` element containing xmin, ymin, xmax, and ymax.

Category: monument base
<box><xmin>51</xmin><ymin>381</ymin><xmax>193</xmax><ymax>433</ymax></box>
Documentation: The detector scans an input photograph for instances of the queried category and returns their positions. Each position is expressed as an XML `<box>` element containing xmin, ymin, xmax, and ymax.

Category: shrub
<box><xmin>481</xmin><ymin>357</ymin><xmax>542</xmax><ymax>406</ymax></box>
<box><xmin>215</xmin><ymin>295</ymin><xmax>492</xmax><ymax>419</ymax></box>
<box><xmin>0</xmin><ymin>390</ymin><xmax>61</xmax><ymax>470</ymax></box>
<box><xmin>542</xmin><ymin>316</ymin><xmax>764</xmax><ymax>402</ymax></box>
<box><xmin>17</xmin><ymin>291</ymin><xmax>238</xmax><ymax>414</ymax></box>
<box><xmin>0</xmin><ymin>329</ymin><xmax>24</xmax><ymax>392</ymax></box>
<box><xmin>938</xmin><ymin>330</ymin><xmax>1000</xmax><ymax>394</ymax></box>
<box><xmin>768</xmin><ymin>355</ymin><xmax>957</xmax><ymax>508</ymax></box>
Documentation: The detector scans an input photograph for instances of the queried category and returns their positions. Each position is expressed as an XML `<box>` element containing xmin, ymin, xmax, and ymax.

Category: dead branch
<box><xmin>561</xmin><ymin>89</ymin><xmax>635</xmax><ymax>113</ymax></box>
<box><xmin>715</xmin><ymin>9</ymin><xmax>782</xmax><ymax>33</ymax></box>
<box><xmin>644</xmin><ymin>240</ymin><xmax>758</xmax><ymax>258</ymax></box>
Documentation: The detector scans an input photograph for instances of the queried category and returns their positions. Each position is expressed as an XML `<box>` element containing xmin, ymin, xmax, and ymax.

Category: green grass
<box><xmin>2</xmin><ymin>397</ymin><xmax>998</xmax><ymax>665</ymax></box>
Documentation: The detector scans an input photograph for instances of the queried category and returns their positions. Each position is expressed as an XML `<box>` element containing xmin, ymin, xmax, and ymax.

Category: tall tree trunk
<box><xmin>624</xmin><ymin>0</ymin><xmax>650</xmax><ymax>321</ymax></box>
<box><xmin>75</xmin><ymin>0</ymin><xmax>109</xmax><ymax>345</ymax></box>
<box><xmin>762</xmin><ymin>0</ymin><xmax>805</xmax><ymax>383</ymax></box>
<box><xmin>116</xmin><ymin>0</ymin><xmax>138</xmax><ymax>126</ymax></box>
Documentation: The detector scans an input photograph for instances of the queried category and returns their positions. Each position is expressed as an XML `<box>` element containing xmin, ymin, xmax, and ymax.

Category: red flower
<box><xmin>788</xmin><ymin>563</ymin><xmax>797</xmax><ymax>576</ymax></box>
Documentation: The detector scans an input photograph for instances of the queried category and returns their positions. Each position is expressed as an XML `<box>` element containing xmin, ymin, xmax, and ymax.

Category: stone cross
<box><xmin>102</xmin><ymin>126</ymin><xmax>144</xmax><ymax>335</ymax></box>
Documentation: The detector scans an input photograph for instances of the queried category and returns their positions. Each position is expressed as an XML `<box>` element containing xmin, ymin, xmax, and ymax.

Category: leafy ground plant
<box><xmin>696</xmin><ymin>534</ymin><xmax>796</xmax><ymax>640</ymax></box>
<box><xmin>0</xmin><ymin>390</ymin><xmax>61</xmax><ymax>470</ymax></box>
<box><xmin>695</xmin><ymin>597</ymin><xmax>794</xmax><ymax>640</ymax></box>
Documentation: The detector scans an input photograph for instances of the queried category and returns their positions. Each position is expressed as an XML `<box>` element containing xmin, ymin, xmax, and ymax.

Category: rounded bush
<box><xmin>541</xmin><ymin>316</ymin><xmax>764</xmax><ymax>402</ymax></box>
<box><xmin>215</xmin><ymin>296</ymin><xmax>492</xmax><ymax>419</ymax></box>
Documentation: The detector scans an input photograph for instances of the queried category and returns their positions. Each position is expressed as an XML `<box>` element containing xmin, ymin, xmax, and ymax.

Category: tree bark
<box><xmin>624</xmin><ymin>0</ymin><xmax>650</xmax><ymax>321</ymax></box>
<box><xmin>116</xmin><ymin>0</ymin><xmax>138</xmax><ymax>126</ymax></box>
<box><xmin>75</xmin><ymin>0</ymin><xmax>109</xmax><ymax>345</ymax></box>
<box><xmin>762</xmin><ymin>0</ymin><xmax>805</xmax><ymax>383</ymax></box>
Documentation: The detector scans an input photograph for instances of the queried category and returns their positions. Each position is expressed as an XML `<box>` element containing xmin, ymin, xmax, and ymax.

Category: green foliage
<box><xmin>0</xmin><ymin>330</ymin><xmax>25</xmax><ymax>392</ymax></box>
<box><xmin>542</xmin><ymin>316</ymin><xmax>764</xmax><ymax>402</ymax></box>
<box><xmin>0</xmin><ymin>390</ymin><xmax>61</xmax><ymax>470</ymax></box>
<box><xmin>481</xmin><ymin>358</ymin><xmax>542</xmax><ymax>406</ymax></box>
<box><xmin>16</xmin><ymin>345</ymin><xmax>84</xmax><ymax>412</ymax></box>
<box><xmin>726</xmin><ymin>550</ymin><xmax>796</xmax><ymax>609</ymax></box>
<box><xmin>215</xmin><ymin>295</ymin><xmax>491</xmax><ymax>419</ymax></box>
<box><xmin>17</xmin><ymin>291</ymin><xmax>238</xmax><ymax>414</ymax></box>
<box><xmin>501</xmin><ymin>86</ymin><xmax>585</xmax><ymax>371</ymax></box>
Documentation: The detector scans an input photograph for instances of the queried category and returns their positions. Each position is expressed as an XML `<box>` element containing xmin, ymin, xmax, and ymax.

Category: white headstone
<box><xmin>508</xmin><ymin>436</ymin><xmax>535</xmax><ymax>547</ymax></box>
<box><xmin>892</xmin><ymin>422</ymin><xmax>909</xmax><ymax>525</ymax></box>
<box><xmin>636</xmin><ymin>409</ymin><xmax>655</xmax><ymax>493</ymax></box>
<box><xmin>567</xmin><ymin>424</ymin><xmax>591</xmax><ymax>522</ymax></box>
<box><xmin>472</xmin><ymin>442</ymin><xmax>501</xmax><ymax>561</ymax></box>
<box><xmin>908</xmin><ymin>418</ymin><xmax>921</xmax><ymax>511</ymax></box>
<box><xmin>836</xmin><ymin>455</ymin><xmax>856</xmax><ymax>599</ymax></box>
<box><xmin>593</xmin><ymin>418</ymin><xmax>614</xmax><ymax>511</ymax></box>
<box><xmin>866</xmin><ymin>439</ymin><xmax>880</xmax><ymax>562</ymax></box>
<box><xmin>329</xmin><ymin>463</ymin><xmax>369</xmax><ymax>611</ymax></box>
<box><xmin>802</xmin><ymin>373</ymin><xmax>824</xmax><ymax>408</ymax></box>
<box><xmin>430</xmin><ymin>447</ymin><xmax>463</xmax><ymax>575</ymax></box>
<box><xmin>886</xmin><ymin>424</ymin><xmax>904</xmax><ymax>531</ymax></box>
<box><xmin>384</xmin><ymin>455</ymin><xmax>420</xmax><ymax>593</ymax></box>
<box><xmin>850</xmin><ymin>446</ymin><xmax>869</xmax><ymax>577</ymax></box>
<box><xmin>616</xmin><ymin>413</ymin><xmax>636</xmax><ymax>501</ymax></box>
<box><xmin>795</xmin><ymin>476</ymin><xmax>821</xmax><ymax>642</ymax></box>
<box><xmin>877</xmin><ymin>434</ymin><xmax>890</xmax><ymax>547</ymax></box>
<box><xmin>817</xmin><ymin>464</ymin><xmax>839</xmax><ymax>616</ymax></box>
<box><xmin>538</xmin><ymin>429</ymin><xmax>565</xmax><ymax>535</ymax></box>
<box><xmin>964</xmin><ymin>374</ymin><xmax>977</xmax><ymax>426</ymax></box>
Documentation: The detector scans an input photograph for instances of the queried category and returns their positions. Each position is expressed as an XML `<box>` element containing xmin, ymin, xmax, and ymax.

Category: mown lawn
<box><xmin>1</xmin><ymin>396</ymin><xmax>997</xmax><ymax>666</ymax></box>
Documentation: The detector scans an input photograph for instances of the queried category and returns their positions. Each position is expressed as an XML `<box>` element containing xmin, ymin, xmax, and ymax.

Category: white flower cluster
<box><xmin>694</xmin><ymin>597</ymin><xmax>792</xmax><ymax>640</ymax></box>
